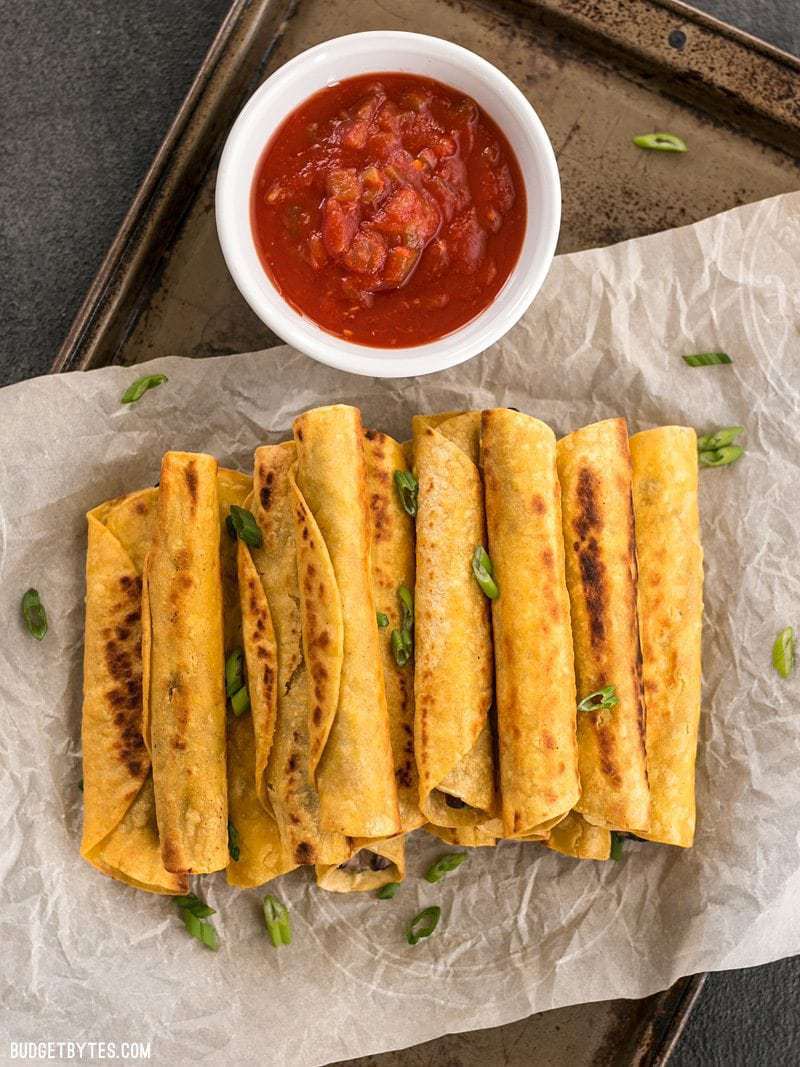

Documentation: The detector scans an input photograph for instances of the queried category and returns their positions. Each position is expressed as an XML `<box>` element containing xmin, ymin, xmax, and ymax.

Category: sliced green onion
<box><xmin>394</xmin><ymin>470</ymin><xmax>419</xmax><ymax>517</ymax></box>
<box><xmin>230</xmin><ymin>686</ymin><xmax>251</xmax><ymax>717</ymax></box>
<box><xmin>424</xmin><ymin>852</ymin><xmax>467</xmax><ymax>884</ymax></box>
<box><xmin>698</xmin><ymin>445</ymin><xmax>743</xmax><ymax>468</ymax></box>
<box><xmin>377</xmin><ymin>881</ymin><xmax>400</xmax><ymax>900</ymax></box>
<box><xmin>633</xmin><ymin>132</ymin><xmax>687</xmax><ymax>152</ymax></box>
<box><xmin>21</xmin><ymin>588</ymin><xmax>47</xmax><ymax>640</ymax></box>
<box><xmin>377</xmin><ymin>611</ymin><xmax>389</xmax><ymax>629</ymax></box>
<box><xmin>263</xmin><ymin>894</ymin><xmax>292</xmax><ymax>947</ymax></box>
<box><xmin>391</xmin><ymin>584</ymin><xmax>414</xmax><ymax>667</ymax></box>
<box><xmin>772</xmin><ymin>626</ymin><xmax>795</xmax><ymax>679</ymax></box>
<box><xmin>227</xmin><ymin>820</ymin><xmax>241</xmax><ymax>862</ymax></box>
<box><xmin>472</xmin><ymin>546</ymin><xmax>499</xmax><ymax>599</ymax></box>
<box><xmin>391</xmin><ymin>628</ymin><xmax>412</xmax><ymax>667</ymax></box>
<box><xmin>178</xmin><ymin>908</ymin><xmax>219</xmax><ymax>950</ymax></box>
<box><xmin>697</xmin><ymin>426</ymin><xmax>744</xmax><ymax>451</ymax></box>
<box><xmin>228</xmin><ymin>505</ymin><xmax>263</xmax><ymax>548</ymax></box>
<box><xmin>174</xmin><ymin>893</ymin><xmax>216</xmax><ymax>918</ymax></box>
<box><xmin>577</xmin><ymin>684</ymin><xmax>619</xmax><ymax>713</ymax></box>
<box><xmin>398</xmin><ymin>584</ymin><xmax>414</xmax><ymax>629</ymax></box>
<box><xmin>121</xmin><ymin>373</ymin><xmax>168</xmax><ymax>404</ymax></box>
<box><xmin>682</xmin><ymin>352</ymin><xmax>732</xmax><ymax>367</ymax></box>
<box><xmin>225</xmin><ymin>648</ymin><xmax>245</xmax><ymax>698</ymax></box>
<box><xmin>610</xmin><ymin>833</ymin><xmax>624</xmax><ymax>861</ymax></box>
<box><xmin>407</xmin><ymin>905</ymin><xmax>441</xmax><ymax>945</ymax></box>
<box><xmin>175</xmin><ymin>893</ymin><xmax>218</xmax><ymax>950</ymax></box>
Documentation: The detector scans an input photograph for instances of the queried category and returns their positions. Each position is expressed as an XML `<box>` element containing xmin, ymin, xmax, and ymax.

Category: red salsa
<box><xmin>251</xmin><ymin>73</ymin><xmax>526</xmax><ymax>348</ymax></box>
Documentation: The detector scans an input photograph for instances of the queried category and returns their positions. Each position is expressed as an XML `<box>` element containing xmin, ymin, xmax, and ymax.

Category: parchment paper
<box><xmin>2</xmin><ymin>192</ymin><xmax>799</xmax><ymax>1067</ymax></box>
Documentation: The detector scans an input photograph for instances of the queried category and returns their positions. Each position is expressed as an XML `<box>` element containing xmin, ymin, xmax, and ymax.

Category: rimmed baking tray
<box><xmin>50</xmin><ymin>0</ymin><xmax>800</xmax><ymax>1062</ymax></box>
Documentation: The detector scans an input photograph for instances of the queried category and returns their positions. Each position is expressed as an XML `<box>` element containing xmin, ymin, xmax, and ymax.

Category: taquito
<box><xmin>81</xmin><ymin>488</ymin><xmax>187</xmax><ymax>894</ymax></box>
<box><xmin>413</xmin><ymin>411</ymin><xmax>497</xmax><ymax>828</ymax></box>
<box><xmin>547</xmin><ymin>811</ymin><xmax>611</xmax><ymax>861</ymax></box>
<box><xmin>238</xmin><ymin>443</ymin><xmax>349</xmax><ymax>868</ymax></box>
<box><xmin>363</xmin><ymin>428</ymin><xmax>424</xmax><ymax>833</ymax></box>
<box><xmin>291</xmin><ymin>405</ymin><xmax>400</xmax><ymax>839</ymax></box>
<box><xmin>219</xmin><ymin>468</ymin><xmax>294</xmax><ymax>888</ymax></box>
<box><xmin>631</xmin><ymin>427</ymin><xmax>703</xmax><ymax>847</ymax></box>
<box><xmin>316</xmin><ymin>835</ymin><xmax>406</xmax><ymax>893</ymax></box>
<box><xmin>556</xmin><ymin>418</ymin><xmax>650</xmax><ymax>833</ymax></box>
<box><xmin>425</xmin><ymin>824</ymin><xmax>497</xmax><ymax>848</ymax></box>
<box><xmin>144</xmin><ymin>451</ymin><xmax>228</xmax><ymax>874</ymax></box>
<box><xmin>482</xmin><ymin>409</ymin><xmax>580</xmax><ymax>838</ymax></box>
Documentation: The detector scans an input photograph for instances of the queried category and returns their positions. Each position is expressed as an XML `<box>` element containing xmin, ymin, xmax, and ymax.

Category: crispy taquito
<box><xmin>482</xmin><ymin>408</ymin><xmax>580</xmax><ymax>838</ymax></box>
<box><xmin>413</xmin><ymin>411</ymin><xmax>496</xmax><ymax>828</ymax></box>
<box><xmin>631</xmin><ymin>427</ymin><xmax>703</xmax><ymax>847</ymax></box>
<box><xmin>81</xmin><ymin>488</ymin><xmax>186</xmax><ymax>894</ymax></box>
<box><xmin>556</xmin><ymin>419</ymin><xmax>650</xmax><ymax>833</ymax></box>
<box><xmin>291</xmin><ymin>405</ymin><xmax>400</xmax><ymax>839</ymax></box>
<box><xmin>238</xmin><ymin>442</ymin><xmax>349</xmax><ymax>869</ymax></box>
<box><xmin>143</xmin><ymin>451</ymin><xmax>228</xmax><ymax>874</ymax></box>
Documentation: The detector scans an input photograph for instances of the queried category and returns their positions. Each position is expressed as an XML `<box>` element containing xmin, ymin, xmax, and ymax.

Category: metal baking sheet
<box><xmin>50</xmin><ymin>0</ymin><xmax>800</xmax><ymax>1062</ymax></box>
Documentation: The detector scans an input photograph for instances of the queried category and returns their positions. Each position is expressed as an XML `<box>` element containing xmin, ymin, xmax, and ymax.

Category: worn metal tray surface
<box><xmin>51</xmin><ymin>0</ymin><xmax>799</xmax><ymax>1063</ymax></box>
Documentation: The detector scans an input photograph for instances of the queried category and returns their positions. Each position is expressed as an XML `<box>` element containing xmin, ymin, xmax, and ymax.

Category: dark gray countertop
<box><xmin>1</xmin><ymin>2</ymin><xmax>797</xmax><ymax>1064</ymax></box>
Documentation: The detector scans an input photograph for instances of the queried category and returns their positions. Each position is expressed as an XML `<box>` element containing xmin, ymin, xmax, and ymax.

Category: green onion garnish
<box><xmin>228</xmin><ymin>505</ymin><xmax>263</xmax><ymax>548</ymax></box>
<box><xmin>633</xmin><ymin>132</ymin><xmax>687</xmax><ymax>152</ymax></box>
<box><xmin>424</xmin><ymin>852</ymin><xmax>467</xmax><ymax>884</ymax></box>
<box><xmin>225</xmin><ymin>649</ymin><xmax>244</xmax><ymax>697</ymax></box>
<box><xmin>682</xmin><ymin>352</ymin><xmax>732</xmax><ymax>367</ymax></box>
<box><xmin>697</xmin><ymin>426</ymin><xmax>744</xmax><ymax>451</ymax></box>
<box><xmin>407</xmin><ymin>905</ymin><xmax>441</xmax><ymax>945</ymax></box>
<box><xmin>577</xmin><ymin>684</ymin><xmax>619</xmax><ymax>713</ymax></box>
<box><xmin>610</xmin><ymin>832</ymin><xmax>624</xmax><ymax>861</ymax></box>
<box><xmin>772</xmin><ymin>627</ymin><xmax>795</xmax><ymax>679</ymax></box>
<box><xmin>121</xmin><ymin>373</ymin><xmax>168</xmax><ymax>404</ymax></box>
<box><xmin>698</xmin><ymin>445</ymin><xmax>743</xmax><ymax>468</ymax></box>
<box><xmin>472</xmin><ymin>546</ymin><xmax>499</xmax><ymax>599</ymax></box>
<box><xmin>175</xmin><ymin>894</ymin><xmax>218</xmax><ymax>950</ymax></box>
<box><xmin>376</xmin><ymin>612</ymin><xmax>389</xmax><ymax>629</ymax></box>
<box><xmin>263</xmin><ymin>894</ymin><xmax>292</xmax><ymax>947</ymax></box>
<box><xmin>21</xmin><ymin>588</ymin><xmax>47</xmax><ymax>640</ymax></box>
<box><xmin>377</xmin><ymin>882</ymin><xmax>400</xmax><ymax>900</ymax></box>
<box><xmin>230</xmin><ymin>686</ymin><xmax>251</xmax><ymax>717</ymax></box>
<box><xmin>391</xmin><ymin>629</ymin><xmax>412</xmax><ymax>667</ymax></box>
<box><xmin>394</xmin><ymin>470</ymin><xmax>419</xmax><ymax>517</ymax></box>
<box><xmin>391</xmin><ymin>584</ymin><xmax>414</xmax><ymax>667</ymax></box>
<box><xmin>227</xmin><ymin>820</ymin><xmax>241</xmax><ymax>862</ymax></box>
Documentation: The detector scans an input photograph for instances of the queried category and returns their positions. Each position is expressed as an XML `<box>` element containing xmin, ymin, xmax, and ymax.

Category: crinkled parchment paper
<box><xmin>1</xmin><ymin>192</ymin><xmax>799</xmax><ymax>1066</ymax></box>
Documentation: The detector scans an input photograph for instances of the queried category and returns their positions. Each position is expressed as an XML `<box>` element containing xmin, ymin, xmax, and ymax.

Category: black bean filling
<box><xmin>338</xmin><ymin>849</ymin><xmax>392</xmax><ymax>873</ymax></box>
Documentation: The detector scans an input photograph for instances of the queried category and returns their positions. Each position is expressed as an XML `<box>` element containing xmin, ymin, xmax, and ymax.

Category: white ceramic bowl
<box><xmin>216</xmin><ymin>31</ymin><xmax>561</xmax><ymax>378</ymax></box>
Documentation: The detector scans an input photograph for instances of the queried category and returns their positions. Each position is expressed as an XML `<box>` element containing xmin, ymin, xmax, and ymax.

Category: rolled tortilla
<box><xmin>482</xmin><ymin>409</ymin><xmax>580</xmax><ymax>838</ymax></box>
<box><xmin>425</xmin><ymin>824</ymin><xmax>497</xmax><ymax>848</ymax></box>
<box><xmin>556</xmin><ymin>418</ymin><xmax>650</xmax><ymax>833</ymax></box>
<box><xmin>413</xmin><ymin>412</ymin><xmax>496</xmax><ymax>828</ymax></box>
<box><xmin>80</xmin><ymin>488</ymin><xmax>187</xmax><ymax>894</ymax></box>
<box><xmin>238</xmin><ymin>443</ymin><xmax>349</xmax><ymax>868</ymax></box>
<box><xmin>631</xmin><ymin>427</ymin><xmax>703</xmax><ymax>847</ymax></box>
<box><xmin>547</xmin><ymin>811</ymin><xmax>611</xmax><ymax>861</ymax></box>
<box><xmin>316</xmin><ymin>835</ymin><xmax>406</xmax><ymax>893</ymax></box>
<box><xmin>218</xmin><ymin>469</ymin><xmax>294</xmax><ymax>888</ymax></box>
<box><xmin>144</xmin><ymin>451</ymin><xmax>228</xmax><ymax>874</ymax></box>
<box><xmin>363</xmin><ymin>428</ymin><xmax>424</xmax><ymax>833</ymax></box>
<box><xmin>292</xmin><ymin>405</ymin><xmax>400</xmax><ymax>839</ymax></box>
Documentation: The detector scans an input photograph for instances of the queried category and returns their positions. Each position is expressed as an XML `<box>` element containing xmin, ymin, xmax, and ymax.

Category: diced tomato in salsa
<box><xmin>251</xmin><ymin>72</ymin><xmax>526</xmax><ymax>347</ymax></box>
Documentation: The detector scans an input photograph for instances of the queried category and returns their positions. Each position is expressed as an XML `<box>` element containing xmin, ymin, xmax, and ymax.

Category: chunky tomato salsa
<box><xmin>250</xmin><ymin>73</ymin><xmax>526</xmax><ymax>348</ymax></box>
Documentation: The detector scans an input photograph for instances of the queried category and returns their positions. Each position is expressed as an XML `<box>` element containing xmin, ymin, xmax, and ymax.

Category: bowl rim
<box><xmin>215</xmin><ymin>29</ymin><xmax>561</xmax><ymax>378</ymax></box>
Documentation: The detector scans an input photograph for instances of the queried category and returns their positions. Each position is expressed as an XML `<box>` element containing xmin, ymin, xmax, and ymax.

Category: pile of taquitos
<box><xmin>80</xmin><ymin>405</ymin><xmax>703</xmax><ymax>895</ymax></box>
